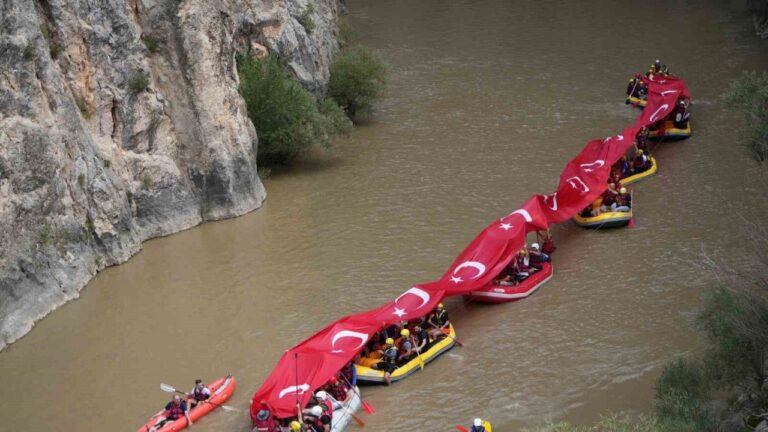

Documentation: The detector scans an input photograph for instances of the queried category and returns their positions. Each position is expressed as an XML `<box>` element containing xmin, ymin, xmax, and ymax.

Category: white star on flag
<box><xmin>499</xmin><ymin>223</ymin><xmax>513</xmax><ymax>231</ymax></box>
<box><xmin>450</xmin><ymin>276</ymin><xmax>463</xmax><ymax>284</ymax></box>
<box><xmin>392</xmin><ymin>307</ymin><xmax>406</xmax><ymax>318</ymax></box>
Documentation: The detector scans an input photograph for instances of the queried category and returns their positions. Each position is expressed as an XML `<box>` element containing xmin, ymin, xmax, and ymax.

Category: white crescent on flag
<box><xmin>453</xmin><ymin>261</ymin><xmax>486</xmax><ymax>279</ymax></box>
<box><xmin>394</xmin><ymin>287</ymin><xmax>431</xmax><ymax>310</ymax></box>
<box><xmin>330</xmin><ymin>330</ymin><xmax>369</xmax><ymax>353</ymax></box>
<box><xmin>650</xmin><ymin>104</ymin><xmax>669</xmax><ymax>122</ymax></box>
<box><xmin>278</xmin><ymin>383</ymin><xmax>310</xmax><ymax>399</ymax></box>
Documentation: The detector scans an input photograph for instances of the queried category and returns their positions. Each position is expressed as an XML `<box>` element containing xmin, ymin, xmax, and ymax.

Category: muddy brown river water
<box><xmin>1</xmin><ymin>0</ymin><xmax>768</xmax><ymax>431</ymax></box>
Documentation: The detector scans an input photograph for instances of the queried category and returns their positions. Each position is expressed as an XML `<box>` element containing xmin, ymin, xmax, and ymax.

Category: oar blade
<box><xmin>160</xmin><ymin>383</ymin><xmax>177</xmax><ymax>393</ymax></box>
<box><xmin>362</xmin><ymin>401</ymin><xmax>375</xmax><ymax>414</ymax></box>
<box><xmin>351</xmin><ymin>412</ymin><xmax>365</xmax><ymax>427</ymax></box>
<box><xmin>455</xmin><ymin>426</ymin><xmax>470</xmax><ymax>432</ymax></box>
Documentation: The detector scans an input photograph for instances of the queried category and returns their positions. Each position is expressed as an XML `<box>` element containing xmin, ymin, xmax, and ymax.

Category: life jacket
<box><xmin>167</xmin><ymin>402</ymin><xmax>185</xmax><ymax>420</ymax></box>
<box><xmin>617</xmin><ymin>193</ymin><xmax>631</xmax><ymax>206</ymax></box>
<box><xmin>542</xmin><ymin>238</ymin><xmax>556</xmax><ymax>255</ymax></box>
<box><xmin>398</xmin><ymin>336</ymin><xmax>415</xmax><ymax>355</ymax></box>
<box><xmin>432</xmin><ymin>309</ymin><xmax>448</xmax><ymax>327</ymax></box>
<box><xmin>330</xmin><ymin>383</ymin><xmax>348</xmax><ymax>401</ymax></box>
<box><xmin>470</xmin><ymin>426</ymin><xmax>485</xmax><ymax>432</ymax></box>
<box><xmin>601</xmin><ymin>190</ymin><xmax>616</xmax><ymax>205</ymax></box>
<box><xmin>383</xmin><ymin>346</ymin><xmax>398</xmax><ymax>365</ymax></box>
<box><xmin>193</xmin><ymin>386</ymin><xmax>209</xmax><ymax>401</ymax></box>
<box><xmin>253</xmin><ymin>409</ymin><xmax>279</xmax><ymax>432</ymax></box>
<box><xmin>516</xmin><ymin>255</ymin><xmax>529</xmax><ymax>272</ymax></box>
<box><xmin>321</xmin><ymin>400</ymin><xmax>334</xmax><ymax>420</ymax></box>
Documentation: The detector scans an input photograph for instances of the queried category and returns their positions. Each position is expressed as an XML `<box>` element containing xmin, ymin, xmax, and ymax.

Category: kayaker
<box><xmin>304</xmin><ymin>405</ymin><xmax>331</xmax><ymax>431</ymax></box>
<box><xmin>470</xmin><ymin>418</ymin><xmax>487</xmax><ymax>432</ymax></box>
<box><xmin>376</xmin><ymin>337</ymin><xmax>398</xmax><ymax>385</ymax></box>
<box><xmin>427</xmin><ymin>303</ymin><xmax>450</xmax><ymax>341</ymax></box>
<box><xmin>252</xmin><ymin>400</ymin><xmax>279</xmax><ymax>432</ymax></box>
<box><xmin>149</xmin><ymin>394</ymin><xmax>193</xmax><ymax>431</ymax></box>
<box><xmin>611</xmin><ymin>187</ymin><xmax>632</xmax><ymax>212</ymax></box>
<box><xmin>186</xmin><ymin>379</ymin><xmax>211</xmax><ymax>409</ymax></box>
<box><xmin>397</xmin><ymin>328</ymin><xmax>416</xmax><ymax>362</ymax></box>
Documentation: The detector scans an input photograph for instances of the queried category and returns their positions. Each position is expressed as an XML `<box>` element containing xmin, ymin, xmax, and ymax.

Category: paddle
<box><xmin>159</xmin><ymin>383</ymin><xmax>239</xmax><ymax>412</ymax></box>
<box><xmin>444</xmin><ymin>332</ymin><xmax>464</xmax><ymax>347</ymax></box>
<box><xmin>455</xmin><ymin>426</ymin><xmax>470</xmax><ymax>432</ymax></box>
<box><xmin>339</xmin><ymin>373</ymin><xmax>375</xmax><ymax>414</ymax></box>
<box><xmin>626</xmin><ymin>78</ymin><xmax>639</xmax><ymax>105</ymax></box>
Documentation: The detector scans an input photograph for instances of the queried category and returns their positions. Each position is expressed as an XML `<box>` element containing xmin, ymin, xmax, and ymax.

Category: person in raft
<box><xmin>631</xmin><ymin>149</ymin><xmax>651</xmax><ymax>174</ymax></box>
<box><xmin>527</xmin><ymin>243</ymin><xmax>550</xmax><ymax>271</ymax></box>
<box><xmin>673</xmin><ymin>97</ymin><xmax>691</xmax><ymax>129</ymax></box>
<box><xmin>397</xmin><ymin>328</ymin><xmax>417</xmax><ymax>363</ymax></box>
<box><xmin>340</xmin><ymin>361</ymin><xmax>357</xmax><ymax>387</ymax></box>
<box><xmin>303</xmin><ymin>405</ymin><xmax>331</xmax><ymax>432</ymax></box>
<box><xmin>186</xmin><ymin>379</ymin><xmax>211</xmax><ymax>409</ymax></box>
<box><xmin>375</xmin><ymin>337</ymin><xmax>399</xmax><ymax>384</ymax></box>
<box><xmin>650</xmin><ymin>59</ymin><xmax>669</xmax><ymax>75</ymax></box>
<box><xmin>611</xmin><ymin>187</ymin><xmax>632</xmax><ymax>212</ymax></box>
<box><xmin>470</xmin><ymin>418</ymin><xmax>488</xmax><ymax>432</ymax></box>
<box><xmin>149</xmin><ymin>394</ymin><xmax>193</xmax><ymax>431</ymax></box>
<box><xmin>252</xmin><ymin>400</ymin><xmax>280</xmax><ymax>432</ymax></box>
<box><xmin>427</xmin><ymin>303</ymin><xmax>450</xmax><ymax>341</ymax></box>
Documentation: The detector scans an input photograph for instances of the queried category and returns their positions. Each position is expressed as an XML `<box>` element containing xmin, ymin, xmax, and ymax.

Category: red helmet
<box><xmin>329</xmin><ymin>376</ymin><xmax>338</xmax><ymax>385</ymax></box>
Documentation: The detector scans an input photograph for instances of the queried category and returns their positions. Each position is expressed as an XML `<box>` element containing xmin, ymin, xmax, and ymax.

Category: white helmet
<box><xmin>315</xmin><ymin>390</ymin><xmax>328</xmax><ymax>400</ymax></box>
<box><xmin>474</xmin><ymin>418</ymin><xmax>483</xmax><ymax>427</ymax></box>
<box><xmin>531</xmin><ymin>243</ymin><xmax>540</xmax><ymax>250</ymax></box>
<box><xmin>310</xmin><ymin>405</ymin><xmax>323</xmax><ymax>417</ymax></box>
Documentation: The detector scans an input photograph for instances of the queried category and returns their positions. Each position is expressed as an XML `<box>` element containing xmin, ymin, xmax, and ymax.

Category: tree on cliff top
<box><xmin>238</xmin><ymin>54</ymin><xmax>351</xmax><ymax>165</ymax></box>
<box><xmin>328</xmin><ymin>45</ymin><xmax>388</xmax><ymax>121</ymax></box>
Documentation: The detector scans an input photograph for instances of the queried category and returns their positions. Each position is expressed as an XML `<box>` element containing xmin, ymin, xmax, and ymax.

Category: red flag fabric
<box><xmin>251</xmin><ymin>74</ymin><xmax>690</xmax><ymax>423</ymax></box>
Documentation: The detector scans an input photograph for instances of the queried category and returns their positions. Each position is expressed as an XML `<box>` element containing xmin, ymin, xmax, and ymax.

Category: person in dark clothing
<box><xmin>149</xmin><ymin>394</ymin><xmax>193</xmax><ymax>431</ymax></box>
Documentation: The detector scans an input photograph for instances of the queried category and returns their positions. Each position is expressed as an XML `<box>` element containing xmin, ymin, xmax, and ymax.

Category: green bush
<box><xmin>328</xmin><ymin>45</ymin><xmax>387</xmax><ymax>120</ymax></box>
<box><xmin>141</xmin><ymin>174</ymin><xmax>152</xmax><ymax>190</ymax></box>
<box><xmin>653</xmin><ymin>359</ymin><xmax>713</xmax><ymax>431</ymax></box>
<box><xmin>141</xmin><ymin>35</ymin><xmax>160</xmax><ymax>54</ymax></box>
<box><xmin>238</xmin><ymin>54</ymin><xmax>350</xmax><ymax>165</ymax></box>
<box><xmin>103</xmin><ymin>159</ymin><xmax>111</xmax><ymax>168</ymax></box>
<box><xmin>337</xmin><ymin>18</ymin><xmax>357</xmax><ymax>48</ymax></box>
<box><xmin>23</xmin><ymin>43</ymin><xmax>35</xmax><ymax>61</ymax></box>
<box><xmin>49</xmin><ymin>42</ymin><xmax>62</xmax><ymax>59</ymax></box>
<box><xmin>297</xmin><ymin>2</ymin><xmax>316</xmax><ymax>33</ymax></box>
<box><xmin>129</xmin><ymin>72</ymin><xmax>150</xmax><ymax>93</ymax></box>
<box><xmin>723</xmin><ymin>71</ymin><xmax>768</xmax><ymax>162</ymax></box>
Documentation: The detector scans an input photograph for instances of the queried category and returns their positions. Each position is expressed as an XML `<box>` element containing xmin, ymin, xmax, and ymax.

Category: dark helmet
<box><xmin>256</xmin><ymin>409</ymin><xmax>271</xmax><ymax>421</ymax></box>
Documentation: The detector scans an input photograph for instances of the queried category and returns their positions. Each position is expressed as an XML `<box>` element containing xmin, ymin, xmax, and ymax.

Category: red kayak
<box><xmin>466</xmin><ymin>263</ymin><xmax>553</xmax><ymax>303</ymax></box>
<box><xmin>137</xmin><ymin>375</ymin><xmax>236</xmax><ymax>432</ymax></box>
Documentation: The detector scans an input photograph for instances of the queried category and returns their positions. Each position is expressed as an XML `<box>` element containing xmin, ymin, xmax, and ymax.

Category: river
<box><xmin>1</xmin><ymin>0</ymin><xmax>767</xmax><ymax>430</ymax></box>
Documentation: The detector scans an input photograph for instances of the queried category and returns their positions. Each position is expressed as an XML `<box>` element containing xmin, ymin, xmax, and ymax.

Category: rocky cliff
<box><xmin>749</xmin><ymin>0</ymin><xmax>768</xmax><ymax>38</ymax></box>
<box><xmin>0</xmin><ymin>0</ymin><xmax>342</xmax><ymax>350</ymax></box>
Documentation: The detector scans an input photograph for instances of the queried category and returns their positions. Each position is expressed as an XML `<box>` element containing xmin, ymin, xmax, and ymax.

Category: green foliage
<box><xmin>23</xmin><ymin>43</ymin><xmax>35</xmax><ymax>61</ymax></box>
<box><xmin>238</xmin><ymin>54</ymin><xmax>349</xmax><ymax>165</ymax></box>
<box><xmin>49</xmin><ymin>42</ymin><xmax>62</xmax><ymax>59</ymax></box>
<box><xmin>328</xmin><ymin>45</ymin><xmax>387</xmax><ymax>120</ymax></box>
<box><xmin>102</xmin><ymin>159</ymin><xmax>111</xmax><ymax>168</ymax></box>
<box><xmin>39</xmin><ymin>24</ymin><xmax>51</xmax><ymax>41</ymax></box>
<box><xmin>141</xmin><ymin>35</ymin><xmax>160</xmax><ymax>54</ymax></box>
<box><xmin>141</xmin><ymin>175</ymin><xmax>152</xmax><ymax>190</ymax></box>
<box><xmin>297</xmin><ymin>2</ymin><xmax>316</xmax><ymax>32</ymax></box>
<box><xmin>653</xmin><ymin>359</ymin><xmax>713</xmax><ymax>431</ymax></box>
<box><xmin>698</xmin><ymin>287</ymin><xmax>768</xmax><ymax>394</ymax></box>
<box><xmin>521</xmin><ymin>413</ymin><xmax>660</xmax><ymax>432</ymax></box>
<box><xmin>257</xmin><ymin>165</ymin><xmax>272</xmax><ymax>180</ymax></box>
<box><xmin>337</xmin><ymin>18</ymin><xmax>357</xmax><ymax>48</ymax></box>
<box><xmin>77</xmin><ymin>174</ymin><xmax>85</xmax><ymax>188</ymax></box>
<box><xmin>723</xmin><ymin>71</ymin><xmax>768</xmax><ymax>162</ymax></box>
<box><xmin>39</xmin><ymin>224</ymin><xmax>52</xmax><ymax>245</ymax></box>
<box><xmin>129</xmin><ymin>72</ymin><xmax>150</xmax><ymax>93</ymax></box>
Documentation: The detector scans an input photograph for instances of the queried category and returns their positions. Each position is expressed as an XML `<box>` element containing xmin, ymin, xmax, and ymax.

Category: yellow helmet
<box><xmin>290</xmin><ymin>420</ymin><xmax>302</xmax><ymax>431</ymax></box>
<box><xmin>437</xmin><ymin>303</ymin><xmax>444</xmax><ymax>309</ymax></box>
<box><xmin>385</xmin><ymin>337</ymin><xmax>394</xmax><ymax>345</ymax></box>
<box><xmin>400</xmin><ymin>329</ymin><xmax>410</xmax><ymax>337</ymax></box>
<box><xmin>620</xmin><ymin>187</ymin><xmax>627</xmax><ymax>194</ymax></box>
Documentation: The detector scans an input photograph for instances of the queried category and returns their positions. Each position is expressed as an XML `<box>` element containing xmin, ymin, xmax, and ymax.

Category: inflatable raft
<box><xmin>354</xmin><ymin>324</ymin><xmax>456</xmax><ymax>384</ymax></box>
<box><xmin>331</xmin><ymin>386</ymin><xmax>362</xmax><ymax>432</ymax></box>
<box><xmin>648</xmin><ymin>120</ymin><xmax>692</xmax><ymax>140</ymax></box>
<box><xmin>137</xmin><ymin>375</ymin><xmax>235</xmax><ymax>432</ymax></box>
<box><xmin>466</xmin><ymin>262</ymin><xmax>553</xmax><ymax>303</ymax></box>
<box><xmin>573</xmin><ymin>209</ymin><xmax>632</xmax><ymax>229</ymax></box>
<box><xmin>626</xmin><ymin>95</ymin><xmax>647</xmax><ymax>108</ymax></box>
<box><xmin>620</xmin><ymin>156</ymin><xmax>657</xmax><ymax>186</ymax></box>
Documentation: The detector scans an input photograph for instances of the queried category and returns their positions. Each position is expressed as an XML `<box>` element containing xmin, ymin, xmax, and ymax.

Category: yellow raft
<box><xmin>620</xmin><ymin>156</ymin><xmax>657</xmax><ymax>186</ymax></box>
<box><xmin>626</xmin><ymin>95</ymin><xmax>647</xmax><ymax>107</ymax></box>
<box><xmin>648</xmin><ymin>120</ymin><xmax>692</xmax><ymax>140</ymax></box>
<box><xmin>354</xmin><ymin>324</ymin><xmax>456</xmax><ymax>383</ymax></box>
<box><xmin>573</xmin><ymin>209</ymin><xmax>632</xmax><ymax>229</ymax></box>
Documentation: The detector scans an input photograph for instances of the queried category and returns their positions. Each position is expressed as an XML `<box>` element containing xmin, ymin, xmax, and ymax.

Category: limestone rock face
<box><xmin>0</xmin><ymin>0</ymin><xmax>341</xmax><ymax>350</ymax></box>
